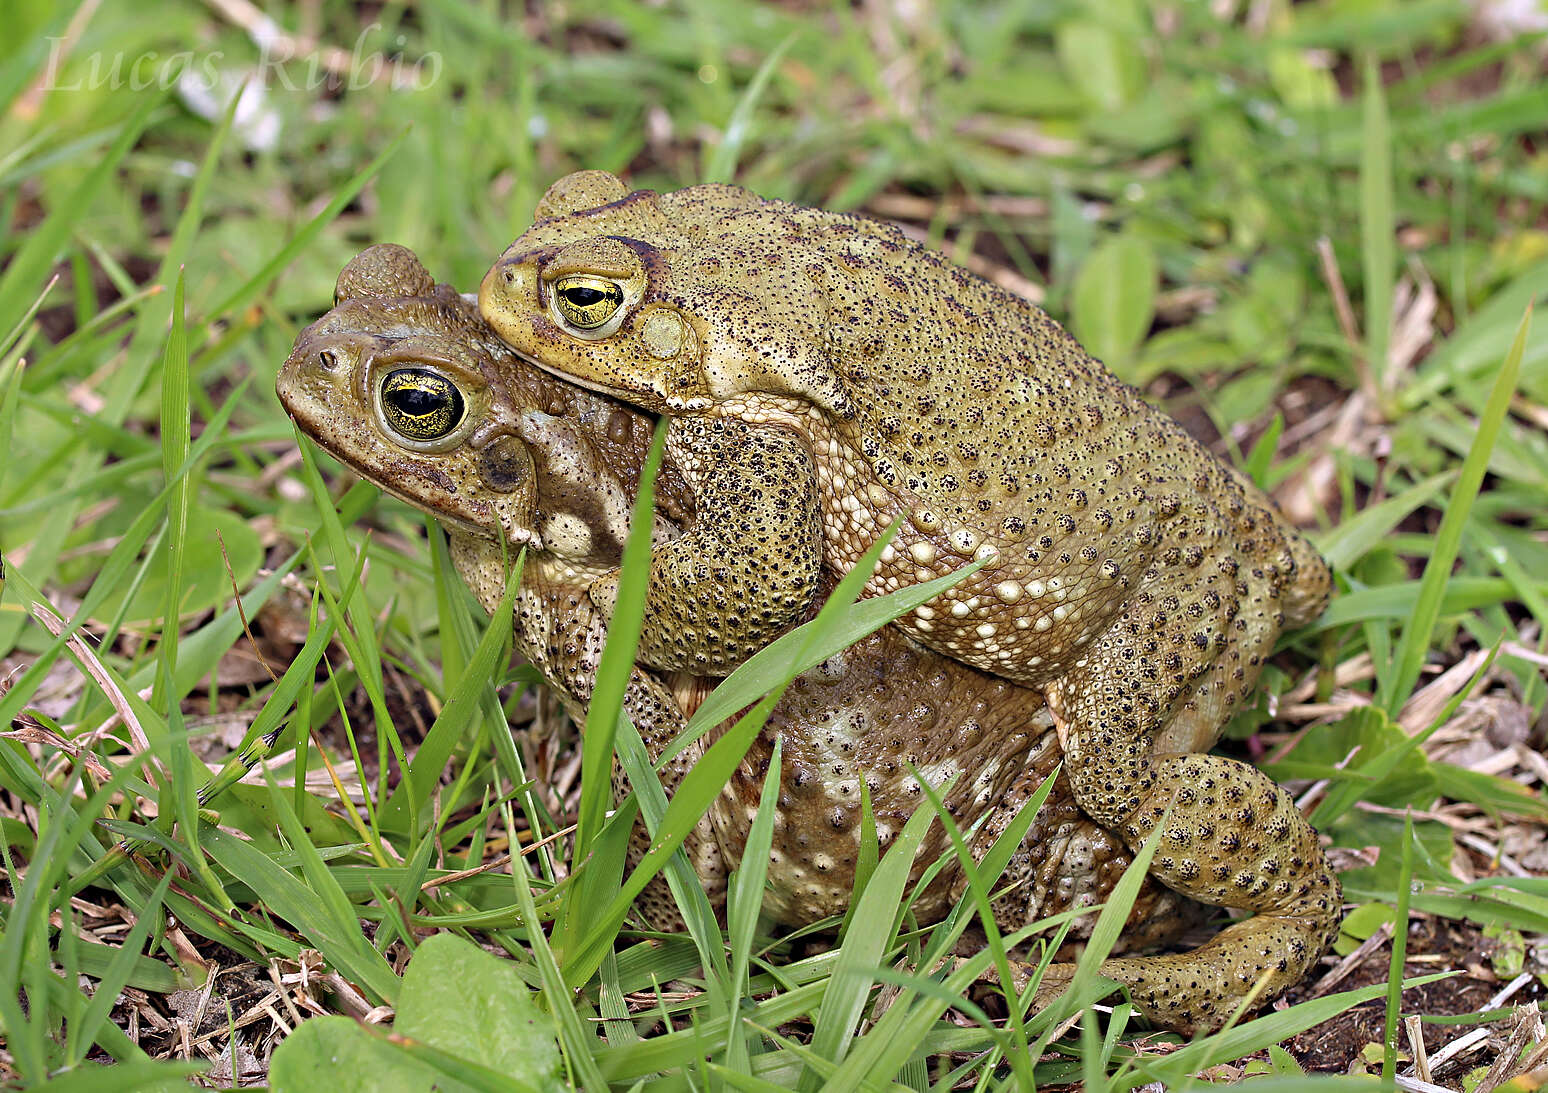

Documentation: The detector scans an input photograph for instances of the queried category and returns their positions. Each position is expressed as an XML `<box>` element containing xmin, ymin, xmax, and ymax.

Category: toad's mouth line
<box><xmin>506</xmin><ymin>346</ymin><xmax>713</xmax><ymax>415</ymax></box>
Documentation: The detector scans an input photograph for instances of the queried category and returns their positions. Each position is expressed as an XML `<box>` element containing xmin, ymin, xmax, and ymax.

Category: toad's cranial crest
<box><xmin>475</xmin><ymin>173</ymin><xmax>1341</xmax><ymax>1031</ymax></box>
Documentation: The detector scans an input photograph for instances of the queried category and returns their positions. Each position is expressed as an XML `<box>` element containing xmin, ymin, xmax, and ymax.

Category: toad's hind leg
<box><xmin>1044</xmin><ymin>552</ymin><xmax>1339</xmax><ymax>1033</ymax></box>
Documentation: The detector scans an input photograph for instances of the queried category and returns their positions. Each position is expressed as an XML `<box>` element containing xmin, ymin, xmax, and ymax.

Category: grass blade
<box><xmin>1380</xmin><ymin>305</ymin><xmax>1530</xmax><ymax>714</ymax></box>
<box><xmin>559</xmin><ymin>419</ymin><xmax>667</xmax><ymax>961</ymax></box>
<box><xmin>723</xmin><ymin>736</ymin><xmax>782</xmax><ymax>1074</ymax></box>
<box><xmin>704</xmin><ymin>33</ymin><xmax>798</xmax><ymax>183</ymax></box>
<box><xmin>801</xmin><ymin>790</ymin><xmax>941</xmax><ymax>1089</ymax></box>
<box><xmin>1360</xmin><ymin>55</ymin><xmax>1394</xmax><ymax>407</ymax></box>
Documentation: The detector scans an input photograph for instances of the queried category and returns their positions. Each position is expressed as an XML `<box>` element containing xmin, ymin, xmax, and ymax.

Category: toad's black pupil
<box><xmin>564</xmin><ymin>287</ymin><xmax>606</xmax><ymax>306</ymax></box>
<box><xmin>388</xmin><ymin>387</ymin><xmax>444</xmax><ymax>415</ymax></box>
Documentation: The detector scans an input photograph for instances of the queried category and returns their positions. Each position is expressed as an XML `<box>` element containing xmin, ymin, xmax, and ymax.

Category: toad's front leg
<box><xmin>589</xmin><ymin>415</ymin><xmax>824</xmax><ymax>674</ymax></box>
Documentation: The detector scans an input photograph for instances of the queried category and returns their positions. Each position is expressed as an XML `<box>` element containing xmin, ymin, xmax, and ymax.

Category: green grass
<box><xmin>2</xmin><ymin>0</ymin><xmax>1547</xmax><ymax>1088</ymax></box>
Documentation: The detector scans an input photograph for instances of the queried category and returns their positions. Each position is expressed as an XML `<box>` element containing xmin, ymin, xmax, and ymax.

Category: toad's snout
<box><xmin>277</xmin><ymin>332</ymin><xmax>380</xmax><ymax>423</ymax></box>
<box><xmin>478</xmin><ymin>256</ymin><xmax>538</xmax><ymax>322</ymax></box>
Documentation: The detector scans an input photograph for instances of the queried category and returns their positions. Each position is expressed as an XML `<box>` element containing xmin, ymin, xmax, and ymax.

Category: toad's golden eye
<box><xmin>379</xmin><ymin>368</ymin><xmax>465</xmax><ymax>442</ymax></box>
<box><xmin>552</xmin><ymin>274</ymin><xmax>625</xmax><ymax>330</ymax></box>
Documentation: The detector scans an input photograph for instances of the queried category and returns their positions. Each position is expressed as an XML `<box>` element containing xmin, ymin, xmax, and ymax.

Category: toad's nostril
<box><xmin>318</xmin><ymin>349</ymin><xmax>338</xmax><ymax>371</ymax></box>
<box><xmin>503</xmin><ymin>266</ymin><xmax>517</xmax><ymax>285</ymax></box>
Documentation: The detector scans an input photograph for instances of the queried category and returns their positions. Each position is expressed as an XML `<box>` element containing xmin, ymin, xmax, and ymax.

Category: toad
<box><xmin>279</xmin><ymin>245</ymin><xmax>1340</xmax><ymax>1032</ymax></box>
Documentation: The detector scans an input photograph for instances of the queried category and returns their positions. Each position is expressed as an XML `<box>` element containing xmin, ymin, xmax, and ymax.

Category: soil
<box><xmin>1280</xmin><ymin>916</ymin><xmax>1542</xmax><ymax>1078</ymax></box>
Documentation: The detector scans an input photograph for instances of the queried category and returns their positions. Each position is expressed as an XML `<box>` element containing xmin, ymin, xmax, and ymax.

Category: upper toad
<box><xmin>477</xmin><ymin>175</ymin><xmax>1341</xmax><ymax>1028</ymax></box>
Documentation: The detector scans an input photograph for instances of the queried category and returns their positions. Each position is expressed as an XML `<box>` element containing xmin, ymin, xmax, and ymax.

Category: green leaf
<box><xmin>1271</xmin><ymin>707</ymin><xmax>1438</xmax><ymax>811</ymax></box>
<box><xmin>724</xmin><ymin>735</ymin><xmax>783</xmax><ymax>1073</ymax></box>
<box><xmin>1268</xmin><ymin>47</ymin><xmax>1338</xmax><ymax>110</ymax></box>
<box><xmin>1333</xmin><ymin>813</ymin><xmax>1456</xmax><ymax>892</ymax></box>
<box><xmin>200</xmin><ymin>828</ymin><xmax>399</xmax><ymax>1004</ymax></box>
<box><xmin>613</xmin><ymin>714</ymin><xmax>732</xmax><ymax>997</ymax></box>
<box><xmin>802</xmin><ymin>788</ymin><xmax>941</xmax><ymax>1088</ymax></box>
<box><xmin>393</xmin><ymin>934</ymin><xmax>564</xmax><ymax>1091</ymax></box>
<box><xmin>1070</xmin><ymin>232</ymin><xmax>1157</xmax><ymax>370</ymax></box>
<box><xmin>385</xmin><ymin>551</ymin><xmax>519</xmax><ymax>833</ymax></box>
<box><xmin>1243</xmin><ymin>413</ymin><xmax>1285</xmax><ymax>486</ymax></box>
<box><xmin>1335</xmin><ymin>902</ymin><xmax>1399</xmax><ymax>957</ymax></box>
<box><xmin>268</xmin><ymin>1016</ymin><xmax>454</xmax><ymax>1093</ymax></box>
<box><xmin>559</xmin><ymin>420</ymin><xmax>666</xmax><ymax>961</ymax></box>
<box><xmin>211</xmin><ymin>783</ymin><xmax>361</xmax><ymax>852</ymax></box>
<box><xmin>1314</xmin><ymin>473</ymin><xmax>1452</xmax><ymax>571</ymax></box>
<box><xmin>1432</xmin><ymin>763</ymin><xmax>1548</xmax><ymax>821</ymax></box>
<box><xmin>1406</xmin><ymin>258</ymin><xmax>1548</xmax><ymax>409</ymax></box>
<box><xmin>1054</xmin><ymin>20</ymin><xmax>1145</xmax><ymax>113</ymax></box>
<box><xmin>1382</xmin><ymin>813</ymin><xmax>1418</xmax><ymax>1079</ymax></box>
<box><xmin>85</xmin><ymin>505</ymin><xmax>263</xmax><ymax>625</ymax></box>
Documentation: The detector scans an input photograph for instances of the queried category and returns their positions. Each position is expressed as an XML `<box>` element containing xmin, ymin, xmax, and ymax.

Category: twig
<box><xmin>1405</xmin><ymin>1013</ymin><xmax>1431</xmax><ymax>1084</ymax></box>
<box><xmin>1394</xmin><ymin>1077</ymin><xmax>1457</xmax><ymax>1093</ymax></box>
<box><xmin>1316</xmin><ymin>236</ymin><xmax>1366</xmax><ymax>387</ymax></box>
<box><xmin>1422</xmin><ymin>976</ymin><xmax>1532</xmax><ymax>1075</ymax></box>
<box><xmin>1307</xmin><ymin>920</ymin><xmax>1394</xmax><ymax>997</ymax></box>
<box><xmin>31</xmin><ymin>603</ymin><xmax>166</xmax><ymax>787</ymax></box>
<box><xmin>1476</xmin><ymin>1002</ymin><xmax>1544</xmax><ymax>1090</ymax></box>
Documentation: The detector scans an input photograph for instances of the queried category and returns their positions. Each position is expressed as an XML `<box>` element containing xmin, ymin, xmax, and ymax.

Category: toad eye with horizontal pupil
<box><xmin>552</xmin><ymin>274</ymin><xmax>624</xmax><ymax>330</ymax></box>
<box><xmin>379</xmin><ymin>368</ymin><xmax>465</xmax><ymax>442</ymax></box>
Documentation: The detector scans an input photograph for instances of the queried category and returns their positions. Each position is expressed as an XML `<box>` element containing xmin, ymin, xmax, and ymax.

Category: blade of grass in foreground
<box><xmin>66</xmin><ymin>537</ymin><xmax>363</xmax><ymax>897</ymax></box>
<box><xmin>1382</xmin><ymin>811</ymin><xmax>1418</xmax><ymax>1082</ymax></box>
<box><xmin>65</xmin><ymin>870</ymin><xmax>174</xmax><ymax>1068</ymax></box>
<box><xmin>662</xmin><ymin>543</ymin><xmax>990</xmax><ymax>766</ymax></box>
<box><xmin>564</xmin><ymin>517</ymin><xmax>941</xmax><ymax>989</ymax></box>
<box><xmin>557</xmin><ymin>419</ymin><xmax>668</xmax><ymax>965</ymax></box>
<box><xmin>613</xmin><ymin>715</ymin><xmax>732</xmax><ymax>1007</ymax></box>
<box><xmin>386</xmin><ymin>548</ymin><xmax>520</xmax><ymax>836</ymax></box>
<box><xmin>504</xmin><ymin>803</ymin><xmax>608</xmax><ymax>1092</ymax></box>
<box><xmin>201</xmin><ymin>824</ymin><xmax>398</xmax><ymax>1004</ymax></box>
<box><xmin>0</xmin><ymin>763</ymin><xmax>151</xmax><ymax>1079</ymax></box>
<box><xmin>901</xmin><ymin>773</ymin><xmax>1037</xmax><ymax>1089</ymax></box>
<box><xmin>1313</xmin><ymin>471</ymin><xmax>1450</xmax><ymax>572</ymax></box>
<box><xmin>722</xmin><ymin>735</ymin><xmax>783</xmax><ymax>1074</ymax></box>
<box><xmin>154</xmin><ymin>272</ymin><xmax>221</xmax><ymax>903</ymax></box>
<box><xmin>293</xmin><ymin>431</ymin><xmax>402</xmax><ymax>822</ymax></box>
<box><xmin>1380</xmin><ymin>305</ymin><xmax>1530</xmax><ymax>715</ymax></box>
<box><xmin>800</xmin><ymin>787</ymin><xmax>941</xmax><ymax>1091</ymax></box>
